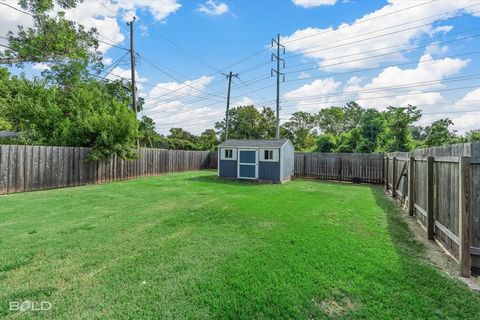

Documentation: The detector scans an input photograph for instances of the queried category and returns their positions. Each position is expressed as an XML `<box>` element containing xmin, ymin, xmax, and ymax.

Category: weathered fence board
<box><xmin>387</xmin><ymin>142</ymin><xmax>480</xmax><ymax>275</ymax></box>
<box><xmin>0</xmin><ymin>145</ymin><xmax>211</xmax><ymax>196</ymax></box>
<box><xmin>293</xmin><ymin>152</ymin><xmax>384</xmax><ymax>184</ymax></box>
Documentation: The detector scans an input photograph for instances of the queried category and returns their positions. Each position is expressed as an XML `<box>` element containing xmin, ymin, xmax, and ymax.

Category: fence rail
<box><xmin>386</xmin><ymin>142</ymin><xmax>480</xmax><ymax>277</ymax></box>
<box><xmin>294</xmin><ymin>152</ymin><xmax>384</xmax><ymax>183</ymax></box>
<box><xmin>0</xmin><ymin>145</ymin><xmax>210</xmax><ymax>195</ymax></box>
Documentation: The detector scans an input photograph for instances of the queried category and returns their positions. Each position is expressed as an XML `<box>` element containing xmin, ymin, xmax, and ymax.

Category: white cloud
<box><xmin>32</xmin><ymin>63</ymin><xmax>50</xmax><ymax>71</ymax></box>
<box><xmin>284</xmin><ymin>78</ymin><xmax>342</xmax><ymax>112</ymax></box>
<box><xmin>282</xmin><ymin>0</ymin><xmax>480</xmax><ymax>71</ymax></box>
<box><xmin>1</xmin><ymin>1</ymin><xmax>181</xmax><ymax>55</ymax></box>
<box><xmin>105</xmin><ymin>66</ymin><xmax>148</xmax><ymax>91</ymax></box>
<box><xmin>292</xmin><ymin>0</ymin><xmax>337</xmax><ymax>8</ymax></box>
<box><xmin>141</xmin><ymin>75</ymin><xmax>223</xmax><ymax>134</ymax></box>
<box><xmin>234</xmin><ymin>96</ymin><xmax>255</xmax><ymax>107</ymax></box>
<box><xmin>103</xmin><ymin>57</ymin><xmax>113</xmax><ymax>65</ymax></box>
<box><xmin>0</xmin><ymin>0</ymin><xmax>34</xmax><ymax>49</ymax></box>
<box><xmin>147</xmin><ymin>76</ymin><xmax>214</xmax><ymax>102</ymax></box>
<box><xmin>60</xmin><ymin>1</ymin><xmax>124</xmax><ymax>53</ymax></box>
<box><xmin>454</xmin><ymin>88</ymin><xmax>480</xmax><ymax>109</ymax></box>
<box><xmin>351</xmin><ymin>54</ymin><xmax>469</xmax><ymax>108</ymax></box>
<box><xmin>283</xmin><ymin>54</ymin><xmax>470</xmax><ymax>114</ymax></box>
<box><xmin>198</xmin><ymin>0</ymin><xmax>229</xmax><ymax>16</ymax></box>
<box><xmin>447</xmin><ymin>88</ymin><xmax>480</xmax><ymax>133</ymax></box>
<box><xmin>298</xmin><ymin>71</ymin><xmax>311</xmax><ymax>79</ymax></box>
<box><xmin>116</xmin><ymin>0</ymin><xmax>181</xmax><ymax>22</ymax></box>
<box><xmin>429</xmin><ymin>25</ymin><xmax>453</xmax><ymax>36</ymax></box>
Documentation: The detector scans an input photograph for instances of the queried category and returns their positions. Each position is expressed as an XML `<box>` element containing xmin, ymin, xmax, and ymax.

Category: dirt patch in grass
<box><xmin>314</xmin><ymin>296</ymin><xmax>358</xmax><ymax>317</ymax></box>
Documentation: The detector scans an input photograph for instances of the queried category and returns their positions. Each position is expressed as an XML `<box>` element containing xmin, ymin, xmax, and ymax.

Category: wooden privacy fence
<box><xmin>294</xmin><ymin>152</ymin><xmax>384</xmax><ymax>184</ymax></box>
<box><xmin>208</xmin><ymin>151</ymin><xmax>384</xmax><ymax>183</ymax></box>
<box><xmin>0</xmin><ymin>145</ymin><xmax>211</xmax><ymax>195</ymax></box>
<box><xmin>386</xmin><ymin>143</ymin><xmax>480</xmax><ymax>277</ymax></box>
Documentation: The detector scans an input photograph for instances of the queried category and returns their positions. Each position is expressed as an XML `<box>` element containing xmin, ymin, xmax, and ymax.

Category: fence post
<box><xmin>303</xmin><ymin>154</ymin><xmax>307</xmax><ymax>177</ymax></box>
<box><xmin>459</xmin><ymin>156</ymin><xmax>471</xmax><ymax>277</ymax></box>
<box><xmin>427</xmin><ymin>156</ymin><xmax>434</xmax><ymax>240</ymax></box>
<box><xmin>408</xmin><ymin>156</ymin><xmax>415</xmax><ymax>216</ymax></box>
<box><xmin>391</xmin><ymin>157</ymin><xmax>397</xmax><ymax>198</ymax></box>
<box><xmin>384</xmin><ymin>156</ymin><xmax>389</xmax><ymax>191</ymax></box>
<box><xmin>337</xmin><ymin>155</ymin><xmax>342</xmax><ymax>182</ymax></box>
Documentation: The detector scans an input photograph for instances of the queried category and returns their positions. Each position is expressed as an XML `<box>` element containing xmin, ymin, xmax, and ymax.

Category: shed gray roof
<box><xmin>0</xmin><ymin>131</ymin><xmax>19</xmax><ymax>138</ymax></box>
<box><xmin>218</xmin><ymin>139</ymin><xmax>290</xmax><ymax>148</ymax></box>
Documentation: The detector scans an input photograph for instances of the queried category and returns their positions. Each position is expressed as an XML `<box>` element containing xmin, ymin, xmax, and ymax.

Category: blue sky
<box><xmin>2</xmin><ymin>0</ymin><xmax>480</xmax><ymax>134</ymax></box>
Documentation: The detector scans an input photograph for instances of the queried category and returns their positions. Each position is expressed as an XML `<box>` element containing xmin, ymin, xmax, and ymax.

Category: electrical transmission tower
<box><xmin>271</xmin><ymin>34</ymin><xmax>285</xmax><ymax>139</ymax></box>
<box><xmin>222</xmin><ymin>71</ymin><xmax>238</xmax><ymax>141</ymax></box>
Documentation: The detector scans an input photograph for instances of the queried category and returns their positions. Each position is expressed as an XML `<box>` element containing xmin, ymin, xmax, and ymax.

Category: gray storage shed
<box><xmin>217</xmin><ymin>139</ymin><xmax>294</xmax><ymax>182</ymax></box>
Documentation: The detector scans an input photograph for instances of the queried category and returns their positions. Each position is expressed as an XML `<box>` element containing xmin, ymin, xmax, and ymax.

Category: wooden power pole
<box><xmin>127</xmin><ymin>17</ymin><xmax>139</xmax><ymax>148</ymax></box>
<box><xmin>223</xmin><ymin>71</ymin><xmax>238</xmax><ymax>141</ymax></box>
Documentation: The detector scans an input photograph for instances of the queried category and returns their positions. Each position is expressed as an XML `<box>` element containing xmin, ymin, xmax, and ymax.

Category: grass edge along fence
<box><xmin>0</xmin><ymin>145</ymin><xmax>210</xmax><ymax>195</ymax></box>
<box><xmin>386</xmin><ymin>142</ymin><xmax>480</xmax><ymax>277</ymax></box>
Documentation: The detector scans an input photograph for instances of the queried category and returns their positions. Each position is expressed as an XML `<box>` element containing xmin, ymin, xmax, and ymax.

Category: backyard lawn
<box><xmin>1</xmin><ymin>171</ymin><xmax>479</xmax><ymax>319</ymax></box>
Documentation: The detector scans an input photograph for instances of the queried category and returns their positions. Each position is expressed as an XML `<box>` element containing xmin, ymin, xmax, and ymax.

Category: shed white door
<box><xmin>238</xmin><ymin>149</ymin><xmax>257</xmax><ymax>179</ymax></box>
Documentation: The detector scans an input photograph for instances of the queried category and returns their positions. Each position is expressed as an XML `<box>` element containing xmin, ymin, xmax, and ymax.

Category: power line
<box><xmin>139</xmin><ymin>54</ymin><xmax>226</xmax><ymax>99</ymax></box>
<box><xmin>281</xmin><ymin>74</ymin><xmax>480</xmax><ymax>102</ymax></box>
<box><xmin>0</xmin><ymin>2</ymin><xmax>33</xmax><ymax>16</ymax></box>
<box><xmin>155</xmin><ymin>47</ymin><xmax>478</xmax><ymax>111</ymax></box>
<box><xmin>284</xmin><ymin>28</ymin><xmax>480</xmax><ymax>71</ymax></box>
<box><xmin>283</xmin><ymin>7</ymin><xmax>480</xmax><ymax>68</ymax></box>
<box><xmin>279</xmin><ymin>85</ymin><xmax>480</xmax><ymax>109</ymax></box>
<box><xmin>100</xmin><ymin>51</ymin><xmax>130</xmax><ymax>79</ymax></box>
<box><xmin>282</xmin><ymin>0</ymin><xmax>437</xmax><ymax>45</ymax></box>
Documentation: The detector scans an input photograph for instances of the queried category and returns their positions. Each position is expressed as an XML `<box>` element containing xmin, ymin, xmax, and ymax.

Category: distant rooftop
<box><xmin>218</xmin><ymin>139</ymin><xmax>289</xmax><ymax>148</ymax></box>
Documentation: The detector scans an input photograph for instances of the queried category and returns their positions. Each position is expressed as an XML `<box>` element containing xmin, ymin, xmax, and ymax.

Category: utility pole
<box><xmin>127</xmin><ymin>17</ymin><xmax>139</xmax><ymax>148</ymax></box>
<box><xmin>271</xmin><ymin>34</ymin><xmax>285</xmax><ymax>139</ymax></box>
<box><xmin>222</xmin><ymin>71</ymin><xmax>238</xmax><ymax>141</ymax></box>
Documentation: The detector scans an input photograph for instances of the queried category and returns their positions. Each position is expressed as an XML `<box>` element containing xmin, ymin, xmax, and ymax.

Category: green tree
<box><xmin>383</xmin><ymin>105</ymin><xmax>421</xmax><ymax>152</ymax></box>
<box><xmin>343</xmin><ymin>101</ymin><xmax>364</xmax><ymax>130</ymax></box>
<box><xmin>315</xmin><ymin>134</ymin><xmax>336</xmax><ymax>152</ymax></box>
<box><xmin>356</xmin><ymin>109</ymin><xmax>386</xmax><ymax>152</ymax></box>
<box><xmin>1</xmin><ymin>1</ymin><xmax>101</xmax><ymax>69</ymax></box>
<box><xmin>282</xmin><ymin>111</ymin><xmax>317</xmax><ymax>150</ymax></box>
<box><xmin>215</xmin><ymin>105</ymin><xmax>275</xmax><ymax>140</ymax></box>
<box><xmin>139</xmin><ymin>116</ymin><xmax>159</xmax><ymax>148</ymax></box>
<box><xmin>465</xmin><ymin>129</ymin><xmax>480</xmax><ymax>142</ymax></box>
<box><xmin>335</xmin><ymin>128</ymin><xmax>361</xmax><ymax>153</ymax></box>
<box><xmin>198</xmin><ymin>129</ymin><xmax>219</xmax><ymax>150</ymax></box>
<box><xmin>424</xmin><ymin>118</ymin><xmax>460</xmax><ymax>147</ymax></box>
<box><xmin>317</xmin><ymin>107</ymin><xmax>345</xmax><ymax>136</ymax></box>
<box><xmin>0</xmin><ymin>68</ymin><xmax>138</xmax><ymax>159</ymax></box>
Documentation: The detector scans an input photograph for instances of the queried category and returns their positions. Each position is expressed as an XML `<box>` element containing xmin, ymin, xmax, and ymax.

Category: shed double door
<box><xmin>238</xmin><ymin>149</ymin><xmax>258</xmax><ymax>179</ymax></box>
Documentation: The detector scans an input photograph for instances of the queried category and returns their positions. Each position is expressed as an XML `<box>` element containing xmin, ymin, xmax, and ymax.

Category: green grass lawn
<box><xmin>1</xmin><ymin>171</ymin><xmax>479</xmax><ymax>319</ymax></box>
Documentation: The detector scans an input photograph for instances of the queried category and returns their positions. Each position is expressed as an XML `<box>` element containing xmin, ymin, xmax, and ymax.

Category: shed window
<box><xmin>224</xmin><ymin>149</ymin><xmax>234</xmax><ymax>159</ymax></box>
<box><xmin>264</xmin><ymin>150</ymin><xmax>273</xmax><ymax>160</ymax></box>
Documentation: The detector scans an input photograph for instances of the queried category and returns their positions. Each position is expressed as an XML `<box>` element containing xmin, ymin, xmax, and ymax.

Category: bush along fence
<box><xmin>0</xmin><ymin>145</ymin><xmax>210</xmax><ymax>195</ymax></box>
<box><xmin>385</xmin><ymin>143</ymin><xmax>480</xmax><ymax>277</ymax></box>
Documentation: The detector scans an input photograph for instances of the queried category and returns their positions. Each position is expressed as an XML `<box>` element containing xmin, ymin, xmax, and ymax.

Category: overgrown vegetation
<box><xmin>1</xmin><ymin>171</ymin><xmax>479</xmax><ymax>318</ymax></box>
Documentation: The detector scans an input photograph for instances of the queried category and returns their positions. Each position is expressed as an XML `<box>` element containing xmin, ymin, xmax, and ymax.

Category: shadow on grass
<box><xmin>369</xmin><ymin>185</ymin><xmax>426</xmax><ymax>260</ymax></box>
<box><xmin>186</xmin><ymin>174</ymin><xmax>263</xmax><ymax>187</ymax></box>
